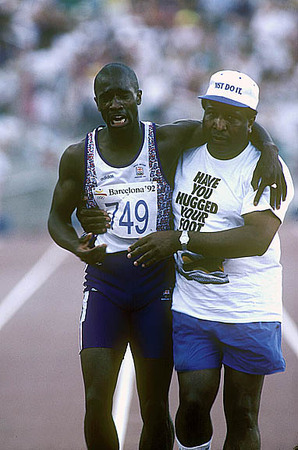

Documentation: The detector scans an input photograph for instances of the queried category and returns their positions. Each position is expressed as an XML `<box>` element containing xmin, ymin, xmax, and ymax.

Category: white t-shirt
<box><xmin>172</xmin><ymin>143</ymin><xmax>294</xmax><ymax>323</ymax></box>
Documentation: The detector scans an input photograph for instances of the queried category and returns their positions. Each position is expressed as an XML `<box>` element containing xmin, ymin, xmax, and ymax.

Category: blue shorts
<box><xmin>172</xmin><ymin>311</ymin><xmax>286</xmax><ymax>375</ymax></box>
<box><xmin>80</xmin><ymin>252</ymin><xmax>174</xmax><ymax>359</ymax></box>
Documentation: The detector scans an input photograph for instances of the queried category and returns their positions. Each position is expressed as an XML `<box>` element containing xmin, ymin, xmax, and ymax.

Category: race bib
<box><xmin>93</xmin><ymin>181</ymin><xmax>158</xmax><ymax>238</ymax></box>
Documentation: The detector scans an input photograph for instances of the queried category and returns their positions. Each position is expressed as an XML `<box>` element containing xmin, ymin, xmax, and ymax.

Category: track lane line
<box><xmin>113</xmin><ymin>345</ymin><xmax>135</xmax><ymax>449</ymax></box>
<box><xmin>1</xmin><ymin>243</ymin><xmax>297</xmax><ymax>450</ymax></box>
<box><xmin>0</xmin><ymin>243</ymin><xmax>68</xmax><ymax>331</ymax></box>
<box><xmin>0</xmin><ymin>243</ymin><xmax>135</xmax><ymax>448</ymax></box>
<box><xmin>283</xmin><ymin>308</ymin><xmax>298</xmax><ymax>359</ymax></box>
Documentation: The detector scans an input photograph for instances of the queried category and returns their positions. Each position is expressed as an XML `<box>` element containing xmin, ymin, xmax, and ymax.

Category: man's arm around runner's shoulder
<box><xmin>157</xmin><ymin>119</ymin><xmax>287</xmax><ymax>208</ymax></box>
<box><xmin>156</xmin><ymin>119</ymin><xmax>205</xmax><ymax>159</ymax></box>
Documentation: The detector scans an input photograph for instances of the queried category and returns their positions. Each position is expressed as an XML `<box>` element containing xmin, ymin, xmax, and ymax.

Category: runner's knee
<box><xmin>85</xmin><ymin>384</ymin><xmax>114</xmax><ymax>415</ymax></box>
<box><xmin>141</xmin><ymin>397</ymin><xmax>169</xmax><ymax>420</ymax></box>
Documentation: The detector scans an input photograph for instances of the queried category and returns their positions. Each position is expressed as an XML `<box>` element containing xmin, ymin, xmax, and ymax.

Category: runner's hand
<box><xmin>251</xmin><ymin>143</ymin><xmax>287</xmax><ymax>209</ymax></box>
<box><xmin>76</xmin><ymin>232</ymin><xmax>107</xmax><ymax>265</ymax></box>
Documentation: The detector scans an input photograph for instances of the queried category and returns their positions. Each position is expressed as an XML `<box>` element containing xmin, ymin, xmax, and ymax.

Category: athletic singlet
<box><xmin>84</xmin><ymin>121</ymin><xmax>173</xmax><ymax>253</ymax></box>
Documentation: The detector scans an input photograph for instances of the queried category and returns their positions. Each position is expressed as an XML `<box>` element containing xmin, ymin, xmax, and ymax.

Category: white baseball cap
<box><xmin>198</xmin><ymin>70</ymin><xmax>259</xmax><ymax>111</ymax></box>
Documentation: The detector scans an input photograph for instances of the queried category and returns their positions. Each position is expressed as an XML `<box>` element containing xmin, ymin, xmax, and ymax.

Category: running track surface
<box><xmin>1</xmin><ymin>222</ymin><xmax>298</xmax><ymax>450</ymax></box>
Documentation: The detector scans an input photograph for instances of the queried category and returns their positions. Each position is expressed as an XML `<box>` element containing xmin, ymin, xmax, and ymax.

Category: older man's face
<box><xmin>203</xmin><ymin>100</ymin><xmax>255</xmax><ymax>159</ymax></box>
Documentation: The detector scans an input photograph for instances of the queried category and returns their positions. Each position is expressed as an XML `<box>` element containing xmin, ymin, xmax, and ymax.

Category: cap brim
<box><xmin>198</xmin><ymin>95</ymin><xmax>257</xmax><ymax>111</ymax></box>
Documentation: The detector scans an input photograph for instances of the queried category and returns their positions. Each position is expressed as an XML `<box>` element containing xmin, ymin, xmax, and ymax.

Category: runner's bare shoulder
<box><xmin>59</xmin><ymin>139</ymin><xmax>85</xmax><ymax>182</ymax></box>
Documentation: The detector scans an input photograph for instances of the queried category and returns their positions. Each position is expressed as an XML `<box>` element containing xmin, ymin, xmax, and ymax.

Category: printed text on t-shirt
<box><xmin>176</xmin><ymin>171</ymin><xmax>221</xmax><ymax>231</ymax></box>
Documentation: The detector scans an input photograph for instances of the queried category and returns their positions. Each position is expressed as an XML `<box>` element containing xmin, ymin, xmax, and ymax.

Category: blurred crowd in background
<box><xmin>0</xmin><ymin>0</ymin><xmax>297</xmax><ymax>233</ymax></box>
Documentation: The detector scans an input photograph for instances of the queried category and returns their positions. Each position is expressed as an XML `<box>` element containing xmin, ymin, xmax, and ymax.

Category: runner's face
<box><xmin>203</xmin><ymin>100</ymin><xmax>255</xmax><ymax>159</ymax></box>
<box><xmin>95</xmin><ymin>72</ymin><xmax>141</xmax><ymax>130</ymax></box>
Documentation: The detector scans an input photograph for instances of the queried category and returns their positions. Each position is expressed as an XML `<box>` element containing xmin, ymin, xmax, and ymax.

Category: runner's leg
<box><xmin>133</xmin><ymin>354</ymin><xmax>174</xmax><ymax>450</ymax></box>
<box><xmin>81</xmin><ymin>347</ymin><xmax>125</xmax><ymax>450</ymax></box>
<box><xmin>129</xmin><ymin>269</ymin><xmax>174</xmax><ymax>449</ymax></box>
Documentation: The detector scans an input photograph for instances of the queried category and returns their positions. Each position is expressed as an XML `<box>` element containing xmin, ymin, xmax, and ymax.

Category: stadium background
<box><xmin>0</xmin><ymin>1</ymin><xmax>297</xmax><ymax>449</ymax></box>
<box><xmin>0</xmin><ymin>0</ymin><xmax>297</xmax><ymax>231</ymax></box>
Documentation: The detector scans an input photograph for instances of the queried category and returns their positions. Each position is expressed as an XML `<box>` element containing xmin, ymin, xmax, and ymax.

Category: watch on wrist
<box><xmin>179</xmin><ymin>230</ymin><xmax>189</xmax><ymax>251</ymax></box>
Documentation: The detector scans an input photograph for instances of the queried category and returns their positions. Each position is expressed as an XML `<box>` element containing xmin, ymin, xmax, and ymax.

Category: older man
<box><xmin>128</xmin><ymin>70</ymin><xmax>294</xmax><ymax>450</ymax></box>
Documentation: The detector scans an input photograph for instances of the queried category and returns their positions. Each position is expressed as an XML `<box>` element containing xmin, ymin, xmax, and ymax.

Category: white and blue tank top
<box><xmin>84</xmin><ymin>121</ymin><xmax>172</xmax><ymax>253</ymax></box>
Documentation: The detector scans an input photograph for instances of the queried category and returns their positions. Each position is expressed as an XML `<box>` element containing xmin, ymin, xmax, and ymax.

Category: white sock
<box><xmin>176</xmin><ymin>436</ymin><xmax>212</xmax><ymax>450</ymax></box>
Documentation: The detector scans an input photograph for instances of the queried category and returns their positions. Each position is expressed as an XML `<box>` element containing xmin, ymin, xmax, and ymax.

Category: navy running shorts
<box><xmin>79</xmin><ymin>252</ymin><xmax>175</xmax><ymax>359</ymax></box>
<box><xmin>173</xmin><ymin>311</ymin><xmax>286</xmax><ymax>375</ymax></box>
